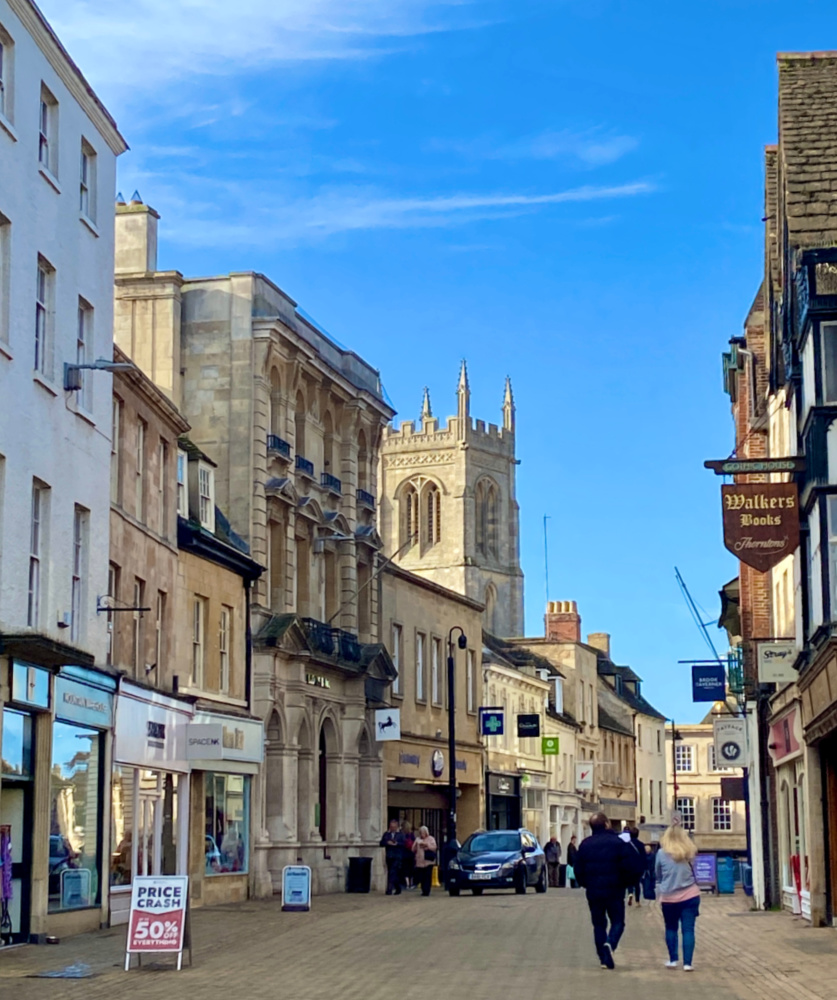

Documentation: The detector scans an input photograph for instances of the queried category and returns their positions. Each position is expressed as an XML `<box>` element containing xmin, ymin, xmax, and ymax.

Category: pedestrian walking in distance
<box><xmin>573</xmin><ymin>812</ymin><xmax>646</xmax><ymax>970</ymax></box>
<box><xmin>566</xmin><ymin>835</ymin><xmax>579</xmax><ymax>888</ymax></box>
<box><xmin>413</xmin><ymin>826</ymin><xmax>438</xmax><ymax>896</ymax></box>
<box><xmin>656</xmin><ymin>818</ymin><xmax>700</xmax><ymax>971</ymax></box>
<box><xmin>627</xmin><ymin>826</ymin><xmax>644</xmax><ymax>907</ymax></box>
<box><xmin>545</xmin><ymin>836</ymin><xmax>562</xmax><ymax>888</ymax></box>
<box><xmin>380</xmin><ymin>819</ymin><xmax>405</xmax><ymax>895</ymax></box>
<box><xmin>401</xmin><ymin>821</ymin><xmax>416</xmax><ymax>890</ymax></box>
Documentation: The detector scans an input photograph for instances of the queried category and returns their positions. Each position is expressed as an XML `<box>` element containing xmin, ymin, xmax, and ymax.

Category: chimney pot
<box><xmin>545</xmin><ymin>600</ymin><xmax>580</xmax><ymax>643</ymax></box>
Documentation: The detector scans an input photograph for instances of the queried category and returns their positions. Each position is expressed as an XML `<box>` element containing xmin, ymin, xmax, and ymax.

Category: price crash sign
<box><xmin>126</xmin><ymin>875</ymin><xmax>188</xmax><ymax>966</ymax></box>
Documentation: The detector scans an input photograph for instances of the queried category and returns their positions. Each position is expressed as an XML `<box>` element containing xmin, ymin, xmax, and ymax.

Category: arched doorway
<box><xmin>296</xmin><ymin>718</ymin><xmax>313</xmax><ymax>843</ymax></box>
<box><xmin>317</xmin><ymin>717</ymin><xmax>339</xmax><ymax>843</ymax></box>
<box><xmin>265</xmin><ymin>711</ymin><xmax>283</xmax><ymax>841</ymax></box>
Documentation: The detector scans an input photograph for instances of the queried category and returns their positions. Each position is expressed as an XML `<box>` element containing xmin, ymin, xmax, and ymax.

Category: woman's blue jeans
<box><xmin>662</xmin><ymin>895</ymin><xmax>700</xmax><ymax>965</ymax></box>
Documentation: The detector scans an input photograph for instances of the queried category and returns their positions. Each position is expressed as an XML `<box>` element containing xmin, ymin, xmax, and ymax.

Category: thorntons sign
<box><xmin>721</xmin><ymin>483</ymin><xmax>800</xmax><ymax>572</ymax></box>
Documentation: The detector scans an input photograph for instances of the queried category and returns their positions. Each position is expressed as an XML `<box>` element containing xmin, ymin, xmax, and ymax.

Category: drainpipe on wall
<box><xmin>245</xmin><ymin>578</ymin><xmax>253</xmax><ymax>714</ymax></box>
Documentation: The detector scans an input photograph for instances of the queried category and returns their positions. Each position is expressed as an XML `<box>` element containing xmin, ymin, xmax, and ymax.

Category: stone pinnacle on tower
<box><xmin>457</xmin><ymin>359</ymin><xmax>470</xmax><ymax>440</ymax></box>
<box><xmin>421</xmin><ymin>386</ymin><xmax>433</xmax><ymax>424</ymax></box>
<box><xmin>502</xmin><ymin>375</ymin><xmax>515</xmax><ymax>432</ymax></box>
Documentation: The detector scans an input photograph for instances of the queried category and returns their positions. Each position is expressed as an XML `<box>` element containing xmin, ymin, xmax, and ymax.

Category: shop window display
<box><xmin>48</xmin><ymin>722</ymin><xmax>101</xmax><ymax>911</ymax></box>
<box><xmin>205</xmin><ymin>773</ymin><xmax>249</xmax><ymax>875</ymax></box>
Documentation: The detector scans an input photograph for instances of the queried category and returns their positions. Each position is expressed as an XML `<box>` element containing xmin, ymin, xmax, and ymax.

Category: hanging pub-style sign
<box><xmin>721</xmin><ymin>483</ymin><xmax>800</xmax><ymax>572</ymax></box>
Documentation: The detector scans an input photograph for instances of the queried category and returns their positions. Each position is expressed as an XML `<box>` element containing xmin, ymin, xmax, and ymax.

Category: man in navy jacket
<box><xmin>574</xmin><ymin>813</ymin><xmax>645</xmax><ymax>969</ymax></box>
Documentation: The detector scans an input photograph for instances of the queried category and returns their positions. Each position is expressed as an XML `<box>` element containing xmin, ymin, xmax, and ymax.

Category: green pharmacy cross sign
<box><xmin>542</xmin><ymin>736</ymin><xmax>559</xmax><ymax>755</ymax></box>
<box><xmin>480</xmin><ymin>708</ymin><xmax>504</xmax><ymax>736</ymax></box>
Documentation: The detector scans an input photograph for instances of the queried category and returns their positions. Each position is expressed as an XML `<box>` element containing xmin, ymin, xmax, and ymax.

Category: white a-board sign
<box><xmin>125</xmin><ymin>875</ymin><xmax>190</xmax><ymax>970</ymax></box>
<box><xmin>282</xmin><ymin>865</ymin><xmax>312</xmax><ymax>912</ymax></box>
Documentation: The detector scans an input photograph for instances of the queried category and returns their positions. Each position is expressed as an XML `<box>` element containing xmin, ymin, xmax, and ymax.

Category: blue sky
<box><xmin>43</xmin><ymin>0</ymin><xmax>837</xmax><ymax>723</ymax></box>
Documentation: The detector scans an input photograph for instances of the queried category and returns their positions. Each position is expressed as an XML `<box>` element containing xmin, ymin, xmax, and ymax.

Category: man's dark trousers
<box><xmin>385</xmin><ymin>858</ymin><xmax>402</xmax><ymax>895</ymax></box>
<box><xmin>587</xmin><ymin>894</ymin><xmax>626</xmax><ymax>963</ymax></box>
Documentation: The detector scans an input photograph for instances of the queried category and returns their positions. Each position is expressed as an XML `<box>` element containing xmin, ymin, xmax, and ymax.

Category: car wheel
<box><xmin>535</xmin><ymin>867</ymin><xmax>548</xmax><ymax>894</ymax></box>
<box><xmin>515</xmin><ymin>869</ymin><xmax>527</xmax><ymax>894</ymax></box>
<box><xmin>471</xmin><ymin>887</ymin><xmax>484</xmax><ymax>896</ymax></box>
<box><xmin>448</xmin><ymin>885</ymin><xmax>461</xmax><ymax>897</ymax></box>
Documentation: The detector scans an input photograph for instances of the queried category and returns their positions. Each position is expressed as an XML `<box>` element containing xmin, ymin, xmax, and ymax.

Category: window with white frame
<box><xmin>110</xmin><ymin>399</ymin><xmax>122</xmax><ymax>504</ymax></box>
<box><xmin>416</xmin><ymin>631</ymin><xmax>426</xmax><ymax>702</ymax></box>
<box><xmin>674</xmin><ymin>743</ymin><xmax>694</xmax><ymax>773</ymax></box>
<box><xmin>676</xmin><ymin>796</ymin><xmax>695</xmax><ymax>832</ymax></box>
<box><xmin>106</xmin><ymin>563</ymin><xmax>119</xmax><ymax>665</ymax></box>
<box><xmin>28</xmin><ymin>481</ymin><xmax>47</xmax><ymax>627</ymax></box>
<box><xmin>35</xmin><ymin>256</ymin><xmax>54</xmax><ymax>376</ymax></box>
<box><xmin>176</xmin><ymin>449</ymin><xmax>187</xmax><ymax>516</ymax></box>
<box><xmin>198</xmin><ymin>462</ymin><xmax>215</xmax><ymax>531</ymax></box>
<box><xmin>713</xmin><ymin>798</ymin><xmax>733</xmax><ymax>831</ymax></box>
<box><xmin>132</xmin><ymin>578</ymin><xmax>144</xmax><ymax>674</ymax></box>
<box><xmin>708</xmin><ymin>744</ymin><xmax>733</xmax><ymax>773</ymax></box>
<box><xmin>553</xmin><ymin>675</ymin><xmax>564</xmax><ymax>714</ymax></box>
<box><xmin>76</xmin><ymin>299</ymin><xmax>93</xmax><ymax>411</ymax></box>
<box><xmin>823</xmin><ymin>323</ymin><xmax>837</xmax><ymax>404</ymax></box>
<box><xmin>391</xmin><ymin>623</ymin><xmax>403</xmax><ymax>696</ymax></box>
<box><xmin>38</xmin><ymin>83</ymin><xmax>57</xmax><ymax>175</ymax></box>
<box><xmin>219</xmin><ymin>605</ymin><xmax>232</xmax><ymax>693</ymax></box>
<box><xmin>0</xmin><ymin>26</ymin><xmax>14</xmax><ymax>123</ymax></box>
<box><xmin>0</xmin><ymin>213</ymin><xmax>9</xmax><ymax>344</ymax></box>
<box><xmin>431</xmin><ymin>636</ymin><xmax>442</xmax><ymax>705</ymax></box>
<box><xmin>70</xmin><ymin>505</ymin><xmax>88</xmax><ymax>643</ymax></box>
<box><xmin>467</xmin><ymin>648</ymin><xmax>476</xmax><ymax>713</ymax></box>
<box><xmin>192</xmin><ymin>597</ymin><xmax>206</xmax><ymax>686</ymax></box>
<box><xmin>136</xmin><ymin>419</ymin><xmax>146</xmax><ymax>523</ymax></box>
<box><xmin>79</xmin><ymin>140</ymin><xmax>96</xmax><ymax>222</ymax></box>
<box><xmin>155</xmin><ymin>590</ymin><xmax>165</xmax><ymax>674</ymax></box>
<box><xmin>828</xmin><ymin>496</ymin><xmax>837</xmax><ymax>619</ymax></box>
<box><xmin>158</xmin><ymin>439</ymin><xmax>169</xmax><ymax>537</ymax></box>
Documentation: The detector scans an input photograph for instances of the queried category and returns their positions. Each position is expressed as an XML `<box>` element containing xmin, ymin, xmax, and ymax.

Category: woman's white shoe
<box><xmin>665</xmin><ymin>961</ymin><xmax>679</xmax><ymax>968</ymax></box>
<box><xmin>683</xmin><ymin>965</ymin><xmax>694</xmax><ymax>972</ymax></box>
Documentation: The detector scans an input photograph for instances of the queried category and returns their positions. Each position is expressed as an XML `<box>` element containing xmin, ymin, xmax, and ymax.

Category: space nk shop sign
<box><xmin>721</xmin><ymin>483</ymin><xmax>800</xmax><ymax>572</ymax></box>
<box><xmin>125</xmin><ymin>875</ymin><xmax>188</xmax><ymax>970</ymax></box>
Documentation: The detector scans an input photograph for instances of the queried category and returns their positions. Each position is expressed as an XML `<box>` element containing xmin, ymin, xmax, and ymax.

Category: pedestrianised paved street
<box><xmin>1</xmin><ymin>888</ymin><xmax>834</xmax><ymax>1000</ymax></box>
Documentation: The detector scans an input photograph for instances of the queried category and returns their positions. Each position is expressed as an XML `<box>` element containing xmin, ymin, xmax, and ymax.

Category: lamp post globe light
<box><xmin>444</xmin><ymin>626</ymin><xmax>468</xmax><ymax>885</ymax></box>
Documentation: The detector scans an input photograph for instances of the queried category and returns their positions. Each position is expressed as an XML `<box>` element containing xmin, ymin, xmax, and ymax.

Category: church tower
<box><xmin>379</xmin><ymin>362</ymin><xmax>524</xmax><ymax>636</ymax></box>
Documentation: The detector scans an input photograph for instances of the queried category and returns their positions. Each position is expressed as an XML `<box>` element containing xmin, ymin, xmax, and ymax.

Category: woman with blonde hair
<box><xmin>412</xmin><ymin>826</ymin><xmax>438</xmax><ymax>897</ymax></box>
<box><xmin>655</xmin><ymin>815</ymin><xmax>700</xmax><ymax>971</ymax></box>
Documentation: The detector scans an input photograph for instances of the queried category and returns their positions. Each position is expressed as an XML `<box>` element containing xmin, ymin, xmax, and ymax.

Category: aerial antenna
<box><xmin>543</xmin><ymin>515</ymin><xmax>551</xmax><ymax>608</ymax></box>
<box><xmin>674</xmin><ymin>566</ymin><xmax>724</xmax><ymax>666</ymax></box>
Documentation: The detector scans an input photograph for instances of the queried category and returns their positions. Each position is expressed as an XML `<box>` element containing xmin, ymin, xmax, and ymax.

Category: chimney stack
<box><xmin>115</xmin><ymin>198</ymin><xmax>160</xmax><ymax>274</ymax></box>
<box><xmin>545</xmin><ymin>601</ymin><xmax>581</xmax><ymax>642</ymax></box>
<box><xmin>587</xmin><ymin>632</ymin><xmax>611</xmax><ymax>657</ymax></box>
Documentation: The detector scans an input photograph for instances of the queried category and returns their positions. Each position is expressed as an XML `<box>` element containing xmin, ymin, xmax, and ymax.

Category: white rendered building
<box><xmin>0</xmin><ymin>0</ymin><xmax>126</xmax><ymax>942</ymax></box>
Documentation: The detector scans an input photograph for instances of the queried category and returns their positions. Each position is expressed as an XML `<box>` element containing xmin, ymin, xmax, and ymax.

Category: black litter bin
<box><xmin>557</xmin><ymin>864</ymin><xmax>567</xmax><ymax>888</ymax></box>
<box><xmin>347</xmin><ymin>856</ymin><xmax>373</xmax><ymax>893</ymax></box>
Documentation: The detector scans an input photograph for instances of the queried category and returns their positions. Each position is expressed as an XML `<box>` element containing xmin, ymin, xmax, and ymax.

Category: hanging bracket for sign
<box><xmin>704</xmin><ymin>457</ymin><xmax>806</xmax><ymax>475</ymax></box>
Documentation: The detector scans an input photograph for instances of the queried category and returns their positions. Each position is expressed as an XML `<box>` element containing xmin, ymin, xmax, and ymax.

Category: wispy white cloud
<box><xmin>38</xmin><ymin>0</ymin><xmax>493</xmax><ymax>95</ymax></box>
<box><xmin>132</xmin><ymin>178</ymin><xmax>655</xmax><ymax>248</ymax></box>
<box><xmin>428</xmin><ymin>127</ymin><xmax>639</xmax><ymax>167</ymax></box>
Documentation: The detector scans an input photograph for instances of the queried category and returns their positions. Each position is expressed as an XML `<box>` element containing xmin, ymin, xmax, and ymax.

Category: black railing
<box><xmin>321</xmin><ymin>472</ymin><xmax>342</xmax><ymax>494</ymax></box>
<box><xmin>295</xmin><ymin>454</ymin><xmax>314</xmax><ymax>477</ymax></box>
<box><xmin>300</xmin><ymin>617</ymin><xmax>362</xmax><ymax>663</ymax></box>
<box><xmin>267</xmin><ymin>434</ymin><xmax>291</xmax><ymax>458</ymax></box>
<box><xmin>356</xmin><ymin>488</ymin><xmax>375</xmax><ymax>509</ymax></box>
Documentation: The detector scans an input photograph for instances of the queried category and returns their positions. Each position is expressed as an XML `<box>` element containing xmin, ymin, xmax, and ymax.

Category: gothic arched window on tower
<box><xmin>424</xmin><ymin>482</ymin><xmax>441</xmax><ymax>548</ymax></box>
<box><xmin>486</xmin><ymin>485</ymin><xmax>499</xmax><ymax>558</ymax></box>
<box><xmin>484</xmin><ymin>583</ymin><xmax>498</xmax><ymax>634</ymax></box>
<box><xmin>475</xmin><ymin>481</ymin><xmax>486</xmax><ymax>556</ymax></box>
<box><xmin>401</xmin><ymin>483</ymin><xmax>419</xmax><ymax>550</ymax></box>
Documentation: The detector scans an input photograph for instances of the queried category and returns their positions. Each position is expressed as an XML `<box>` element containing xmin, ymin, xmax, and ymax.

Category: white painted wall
<box><xmin>635</xmin><ymin>715</ymin><xmax>668</xmax><ymax>828</ymax></box>
<box><xmin>0</xmin><ymin>0</ymin><xmax>124</xmax><ymax>661</ymax></box>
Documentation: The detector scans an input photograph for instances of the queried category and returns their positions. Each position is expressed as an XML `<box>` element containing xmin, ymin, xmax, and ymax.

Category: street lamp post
<box><xmin>445</xmin><ymin>626</ymin><xmax>468</xmax><ymax>884</ymax></box>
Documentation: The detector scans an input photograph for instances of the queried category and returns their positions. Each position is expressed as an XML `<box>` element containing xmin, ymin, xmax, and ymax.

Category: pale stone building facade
<box><xmin>379</xmin><ymin>366</ymin><xmax>524</xmax><ymax>637</ymax></box>
<box><xmin>113</xmin><ymin>202</ymin><xmax>396</xmax><ymax>895</ymax></box>
<box><xmin>381</xmin><ymin>565</ymin><xmax>485</xmax><ymax>846</ymax></box>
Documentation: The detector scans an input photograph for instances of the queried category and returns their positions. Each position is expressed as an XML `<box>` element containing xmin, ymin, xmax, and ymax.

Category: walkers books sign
<box><xmin>721</xmin><ymin>483</ymin><xmax>800</xmax><ymax>572</ymax></box>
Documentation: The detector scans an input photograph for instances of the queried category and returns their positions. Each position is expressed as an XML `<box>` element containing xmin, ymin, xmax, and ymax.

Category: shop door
<box><xmin>138</xmin><ymin>772</ymin><xmax>163</xmax><ymax>877</ymax></box>
<box><xmin>1</xmin><ymin>783</ymin><xmax>33</xmax><ymax>945</ymax></box>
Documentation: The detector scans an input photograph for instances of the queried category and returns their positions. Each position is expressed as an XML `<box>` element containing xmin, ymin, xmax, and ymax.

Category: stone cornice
<box><xmin>9</xmin><ymin>0</ymin><xmax>128</xmax><ymax>155</ymax></box>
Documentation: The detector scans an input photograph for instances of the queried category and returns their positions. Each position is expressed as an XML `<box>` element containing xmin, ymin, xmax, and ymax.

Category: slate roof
<box><xmin>483</xmin><ymin>632</ymin><xmax>565</xmax><ymax>678</ymax></box>
<box><xmin>598</xmin><ymin>705</ymin><xmax>634</xmax><ymax>738</ymax></box>
<box><xmin>596</xmin><ymin>653</ymin><xmax>666</xmax><ymax>721</ymax></box>
<box><xmin>778</xmin><ymin>52</ymin><xmax>837</xmax><ymax>248</ymax></box>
